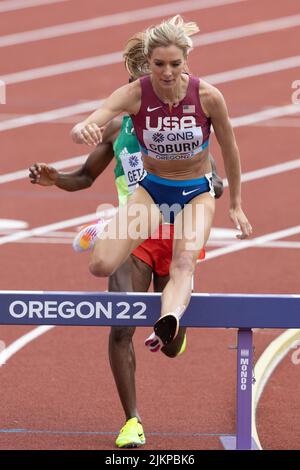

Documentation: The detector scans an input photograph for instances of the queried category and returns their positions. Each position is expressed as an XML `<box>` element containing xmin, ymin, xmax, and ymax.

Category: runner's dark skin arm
<box><xmin>29</xmin><ymin>119</ymin><xmax>121</xmax><ymax>191</ymax></box>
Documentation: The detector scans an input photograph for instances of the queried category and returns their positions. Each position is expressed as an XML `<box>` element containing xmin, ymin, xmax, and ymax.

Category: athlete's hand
<box><xmin>71</xmin><ymin>122</ymin><xmax>102</xmax><ymax>146</ymax></box>
<box><xmin>29</xmin><ymin>163</ymin><xmax>58</xmax><ymax>186</ymax></box>
<box><xmin>229</xmin><ymin>206</ymin><xmax>253</xmax><ymax>239</ymax></box>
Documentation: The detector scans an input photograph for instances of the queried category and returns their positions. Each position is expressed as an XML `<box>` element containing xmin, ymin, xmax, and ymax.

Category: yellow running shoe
<box><xmin>177</xmin><ymin>333</ymin><xmax>187</xmax><ymax>356</ymax></box>
<box><xmin>115</xmin><ymin>417</ymin><xmax>146</xmax><ymax>448</ymax></box>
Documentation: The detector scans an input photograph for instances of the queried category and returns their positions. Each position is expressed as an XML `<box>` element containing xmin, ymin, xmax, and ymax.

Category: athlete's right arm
<box><xmin>71</xmin><ymin>81</ymin><xmax>141</xmax><ymax>146</ymax></box>
<box><xmin>29</xmin><ymin>120</ymin><xmax>121</xmax><ymax>191</ymax></box>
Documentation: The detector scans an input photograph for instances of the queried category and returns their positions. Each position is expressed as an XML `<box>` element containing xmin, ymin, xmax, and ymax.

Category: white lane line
<box><xmin>231</xmin><ymin>104</ymin><xmax>300</xmax><ymax>128</ymax></box>
<box><xmin>0</xmin><ymin>0</ymin><xmax>244</xmax><ymax>48</ymax></box>
<box><xmin>223</xmin><ymin>158</ymin><xmax>300</xmax><ymax>188</ymax></box>
<box><xmin>0</xmin><ymin>95</ymin><xmax>300</xmax><ymax>134</ymax></box>
<box><xmin>0</xmin><ymin>218</ymin><xmax>28</xmax><ymax>229</ymax></box>
<box><xmin>0</xmin><ymin>208</ymin><xmax>116</xmax><ymax>246</ymax></box>
<box><xmin>207</xmin><ymin>240</ymin><xmax>300</xmax><ymax>249</ymax></box>
<box><xmin>0</xmin><ymin>230</ymin><xmax>75</xmax><ymax>238</ymax></box>
<box><xmin>9</xmin><ymin>237</ymin><xmax>300</xmax><ymax>248</ymax></box>
<box><xmin>2</xmin><ymin>48</ymin><xmax>300</xmax><ymax>87</ymax></box>
<box><xmin>0</xmin><ymin>0</ymin><xmax>69</xmax><ymax>13</ymax></box>
<box><xmin>205</xmin><ymin>55</ymin><xmax>300</xmax><ymax>86</ymax></box>
<box><xmin>0</xmin><ymin>325</ymin><xmax>55</xmax><ymax>366</ymax></box>
<box><xmin>193</xmin><ymin>14</ymin><xmax>300</xmax><ymax>46</ymax></box>
<box><xmin>12</xmin><ymin>237</ymin><xmax>72</xmax><ymax>244</ymax></box>
<box><xmin>1</xmin><ymin>147</ymin><xmax>299</xmax><ymax>190</ymax></box>
<box><xmin>0</xmin><ymin>99</ymin><xmax>100</xmax><ymax>132</ymax></box>
<box><xmin>204</xmin><ymin>225</ymin><xmax>300</xmax><ymax>261</ymax></box>
<box><xmin>2</xmin><ymin>41</ymin><xmax>300</xmax><ymax>86</ymax></box>
<box><xmin>253</xmin><ymin>117</ymin><xmax>300</xmax><ymax>127</ymax></box>
<box><xmin>0</xmin><ymin>209</ymin><xmax>300</xmax><ymax>254</ymax></box>
<box><xmin>1</xmin><ymin>52</ymin><xmax>123</xmax><ymax>84</ymax></box>
<box><xmin>0</xmin><ymin>154</ymin><xmax>88</xmax><ymax>184</ymax></box>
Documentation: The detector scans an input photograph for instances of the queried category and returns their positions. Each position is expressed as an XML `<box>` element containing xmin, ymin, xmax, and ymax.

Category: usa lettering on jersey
<box><xmin>145</xmin><ymin>115</ymin><xmax>196</xmax><ymax>130</ymax></box>
<box><xmin>143</xmin><ymin>116</ymin><xmax>203</xmax><ymax>160</ymax></box>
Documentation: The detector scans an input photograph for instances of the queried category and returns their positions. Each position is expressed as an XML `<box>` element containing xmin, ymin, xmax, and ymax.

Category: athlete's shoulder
<box><xmin>199</xmin><ymin>80</ymin><xmax>226</xmax><ymax>118</ymax></box>
<box><xmin>125</xmin><ymin>80</ymin><xmax>142</xmax><ymax>115</ymax></box>
<box><xmin>200</xmin><ymin>79</ymin><xmax>224</xmax><ymax>101</ymax></box>
<box><xmin>109</xmin><ymin>80</ymin><xmax>142</xmax><ymax>115</ymax></box>
<box><xmin>121</xmin><ymin>79</ymin><xmax>142</xmax><ymax>101</ymax></box>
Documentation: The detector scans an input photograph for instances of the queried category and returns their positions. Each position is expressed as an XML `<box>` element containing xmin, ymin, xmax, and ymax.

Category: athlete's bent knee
<box><xmin>89</xmin><ymin>259</ymin><xmax>115</xmax><ymax>278</ymax></box>
<box><xmin>170</xmin><ymin>251</ymin><xmax>195</xmax><ymax>278</ymax></box>
<box><xmin>110</xmin><ymin>327</ymin><xmax>135</xmax><ymax>344</ymax></box>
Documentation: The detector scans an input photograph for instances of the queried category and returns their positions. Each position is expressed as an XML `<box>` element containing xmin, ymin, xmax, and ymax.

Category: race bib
<box><xmin>143</xmin><ymin>127</ymin><xmax>203</xmax><ymax>160</ymax></box>
<box><xmin>119</xmin><ymin>148</ymin><xmax>144</xmax><ymax>193</ymax></box>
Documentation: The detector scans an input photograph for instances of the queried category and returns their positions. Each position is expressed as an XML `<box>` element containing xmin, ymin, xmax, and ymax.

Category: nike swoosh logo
<box><xmin>182</xmin><ymin>188</ymin><xmax>200</xmax><ymax>196</ymax></box>
<box><xmin>147</xmin><ymin>106</ymin><xmax>162</xmax><ymax>112</ymax></box>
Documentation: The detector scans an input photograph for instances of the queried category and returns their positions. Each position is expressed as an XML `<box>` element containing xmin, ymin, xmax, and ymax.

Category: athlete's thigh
<box><xmin>108</xmin><ymin>254</ymin><xmax>153</xmax><ymax>294</ymax></box>
<box><xmin>93</xmin><ymin>186</ymin><xmax>162</xmax><ymax>268</ymax></box>
<box><xmin>108</xmin><ymin>257</ymin><xmax>134</xmax><ymax>292</ymax></box>
<box><xmin>173</xmin><ymin>192</ymin><xmax>215</xmax><ymax>259</ymax></box>
<box><xmin>130</xmin><ymin>255</ymin><xmax>153</xmax><ymax>292</ymax></box>
<box><xmin>153</xmin><ymin>273</ymin><xmax>170</xmax><ymax>292</ymax></box>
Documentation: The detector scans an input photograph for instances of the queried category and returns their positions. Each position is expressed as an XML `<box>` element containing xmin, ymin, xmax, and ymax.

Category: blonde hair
<box><xmin>123</xmin><ymin>32</ymin><xmax>150</xmax><ymax>80</ymax></box>
<box><xmin>123</xmin><ymin>15</ymin><xmax>199</xmax><ymax>79</ymax></box>
<box><xmin>144</xmin><ymin>15</ymin><xmax>199</xmax><ymax>58</ymax></box>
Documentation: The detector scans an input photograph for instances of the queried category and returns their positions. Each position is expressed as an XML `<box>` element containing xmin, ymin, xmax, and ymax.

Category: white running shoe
<box><xmin>144</xmin><ymin>332</ymin><xmax>163</xmax><ymax>352</ymax></box>
<box><xmin>72</xmin><ymin>219</ymin><xmax>105</xmax><ymax>253</ymax></box>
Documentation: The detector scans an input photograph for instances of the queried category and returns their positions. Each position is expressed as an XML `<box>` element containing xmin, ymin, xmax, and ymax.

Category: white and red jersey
<box><xmin>131</xmin><ymin>75</ymin><xmax>211</xmax><ymax>161</ymax></box>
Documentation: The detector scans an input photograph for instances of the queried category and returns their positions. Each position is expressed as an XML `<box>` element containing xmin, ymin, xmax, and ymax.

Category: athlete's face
<box><xmin>148</xmin><ymin>45</ymin><xmax>186</xmax><ymax>88</ymax></box>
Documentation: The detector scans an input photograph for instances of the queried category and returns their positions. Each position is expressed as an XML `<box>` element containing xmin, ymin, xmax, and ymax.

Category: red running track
<box><xmin>0</xmin><ymin>0</ymin><xmax>299</xmax><ymax>450</ymax></box>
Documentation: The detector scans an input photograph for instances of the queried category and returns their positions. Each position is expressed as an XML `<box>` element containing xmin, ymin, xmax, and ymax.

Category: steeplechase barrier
<box><xmin>0</xmin><ymin>291</ymin><xmax>299</xmax><ymax>450</ymax></box>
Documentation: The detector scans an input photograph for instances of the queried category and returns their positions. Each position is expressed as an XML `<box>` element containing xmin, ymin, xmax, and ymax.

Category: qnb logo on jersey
<box><xmin>146</xmin><ymin>115</ymin><xmax>196</xmax><ymax>131</ymax></box>
<box><xmin>152</xmin><ymin>132</ymin><xmax>164</xmax><ymax>143</ymax></box>
<box><xmin>143</xmin><ymin>125</ymin><xmax>203</xmax><ymax>160</ymax></box>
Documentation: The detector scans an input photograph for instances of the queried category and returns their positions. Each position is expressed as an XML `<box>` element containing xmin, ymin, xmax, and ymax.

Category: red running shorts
<box><xmin>131</xmin><ymin>224</ymin><xmax>205</xmax><ymax>277</ymax></box>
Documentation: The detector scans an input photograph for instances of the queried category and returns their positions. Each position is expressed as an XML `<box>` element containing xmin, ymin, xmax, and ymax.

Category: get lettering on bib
<box><xmin>119</xmin><ymin>148</ymin><xmax>144</xmax><ymax>193</ymax></box>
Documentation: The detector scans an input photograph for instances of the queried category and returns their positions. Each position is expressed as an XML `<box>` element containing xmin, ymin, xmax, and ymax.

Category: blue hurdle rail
<box><xmin>0</xmin><ymin>291</ymin><xmax>299</xmax><ymax>450</ymax></box>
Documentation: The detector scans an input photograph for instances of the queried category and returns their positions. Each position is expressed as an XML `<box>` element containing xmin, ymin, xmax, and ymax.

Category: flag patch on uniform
<box><xmin>183</xmin><ymin>104</ymin><xmax>195</xmax><ymax>113</ymax></box>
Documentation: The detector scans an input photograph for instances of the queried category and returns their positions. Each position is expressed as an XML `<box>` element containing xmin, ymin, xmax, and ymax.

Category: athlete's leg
<box><xmin>90</xmin><ymin>187</ymin><xmax>161</xmax><ymax>277</ymax></box>
<box><xmin>109</xmin><ymin>256</ymin><xmax>152</xmax><ymax>423</ymax></box>
<box><xmin>209</xmin><ymin>153</ymin><xmax>224</xmax><ymax>199</ymax></box>
<box><xmin>153</xmin><ymin>273</ymin><xmax>186</xmax><ymax>357</ymax></box>
<box><xmin>161</xmin><ymin>192</ymin><xmax>215</xmax><ymax>321</ymax></box>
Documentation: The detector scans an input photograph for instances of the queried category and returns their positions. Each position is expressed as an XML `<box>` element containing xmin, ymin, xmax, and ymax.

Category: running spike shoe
<box><xmin>115</xmin><ymin>417</ymin><xmax>146</xmax><ymax>448</ymax></box>
<box><xmin>72</xmin><ymin>219</ymin><xmax>105</xmax><ymax>253</ymax></box>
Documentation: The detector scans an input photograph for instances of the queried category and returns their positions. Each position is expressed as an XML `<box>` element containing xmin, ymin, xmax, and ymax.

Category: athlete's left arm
<box><xmin>203</xmin><ymin>85</ymin><xmax>252</xmax><ymax>239</ymax></box>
